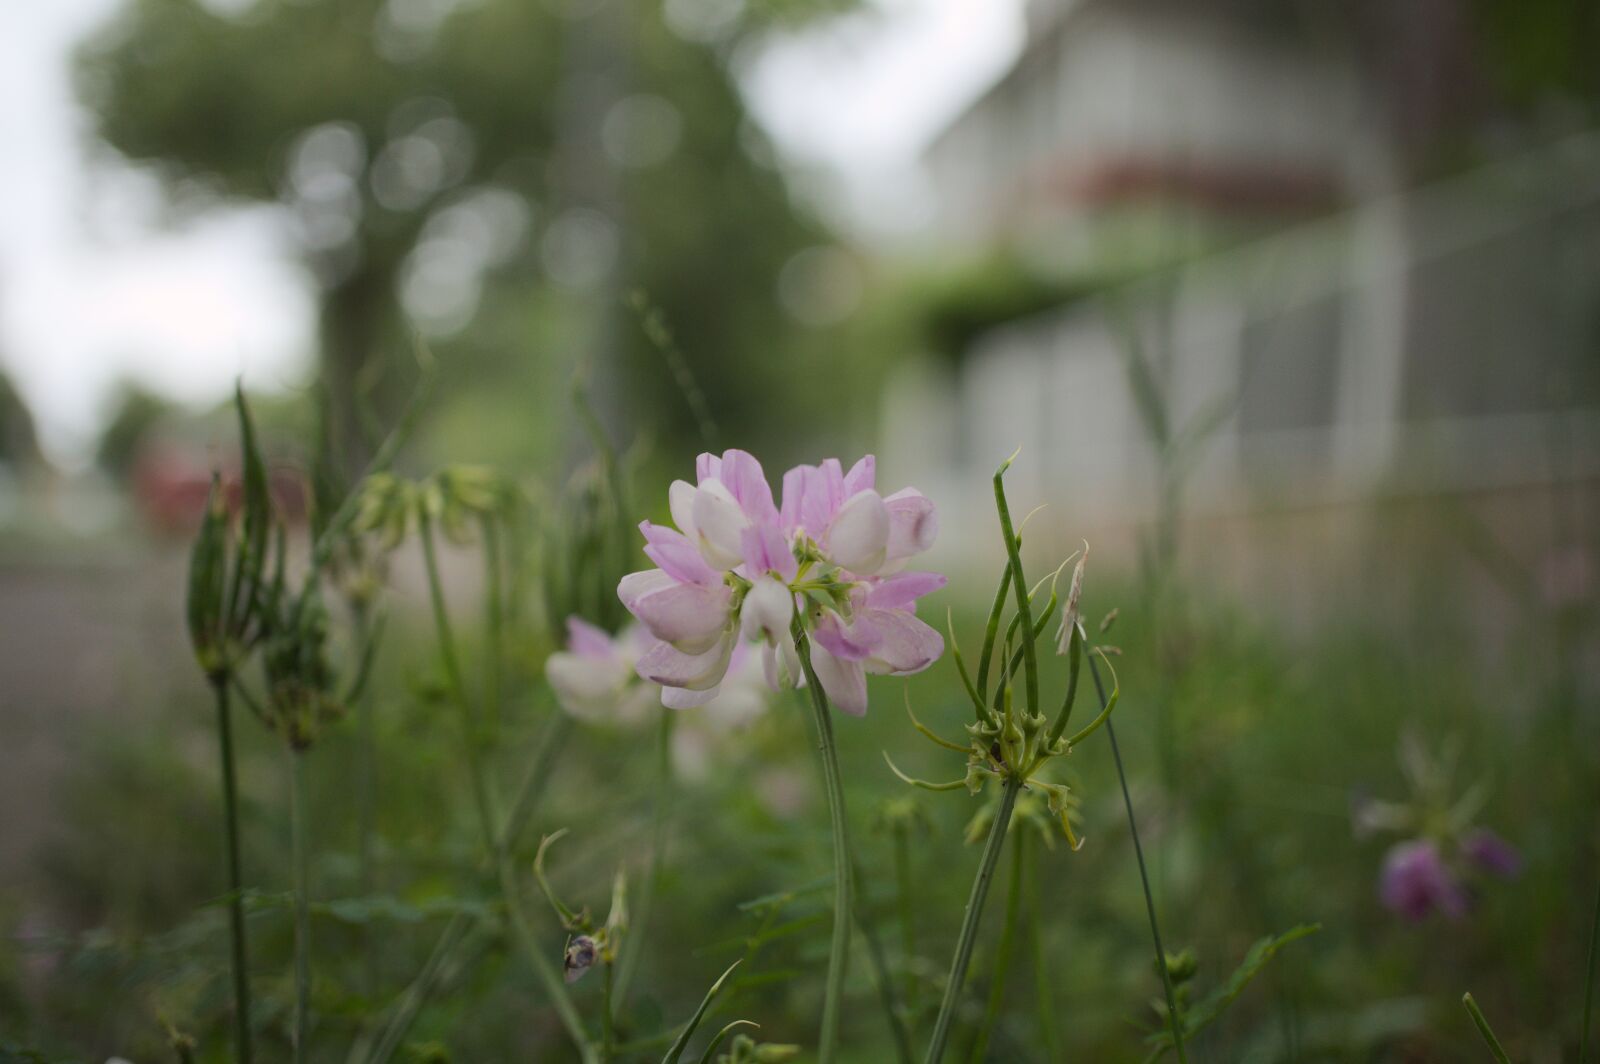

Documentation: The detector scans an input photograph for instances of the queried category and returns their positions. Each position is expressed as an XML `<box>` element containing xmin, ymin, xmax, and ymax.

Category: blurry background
<box><xmin>0</xmin><ymin>0</ymin><xmax>1596</xmax><ymax>1060</ymax></box>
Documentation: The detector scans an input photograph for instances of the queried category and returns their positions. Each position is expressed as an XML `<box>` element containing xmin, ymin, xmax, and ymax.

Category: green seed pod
<box><xmin>186</xmin><ymin>475</ymin><xmax>230</xmax><ymax>681</ymax></box>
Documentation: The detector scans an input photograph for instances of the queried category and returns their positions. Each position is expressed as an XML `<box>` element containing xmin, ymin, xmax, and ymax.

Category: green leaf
<box><xmin>662</xmin><ymin>960</ymin><xmax>741</xmax><ymax>1064</ymax></box>
<box><xmin>1145</xmin><ymin>924</ymin><xmax>1321</xmax><ymax>1056</ymax></box>
<box><xmin>696</xmin><ymin>1020</ymin><xmax>758</xmax><ymax>1064</ymax></box>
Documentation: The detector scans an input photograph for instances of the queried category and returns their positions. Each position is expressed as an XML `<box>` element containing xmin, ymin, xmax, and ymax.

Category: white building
<box><xmin>884</xmin><ymin>0</ymin><xmax>1600</xmax><ymax>621</ymax></box>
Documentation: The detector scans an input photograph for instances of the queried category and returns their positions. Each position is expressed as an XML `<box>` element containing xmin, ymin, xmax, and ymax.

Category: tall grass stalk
<box><xmin>1582</xmin><ymin>877</ymin><xmax>1600</xmax><ymax>1062</ymax></box>
<box><xmin>1092</xmin><ymin>655</ymin><xmax>1186</xmax><ymax>1063</ymax></box>
<box><xmin>968</xmin><ymin>826</ymin><xmax>1026</xmax><ymax>1063</ymax></box>
<box><xmin>614</xmin><ymin>707</ymin><xmax>673</xmax><ymax>1008</ymax></box>
<box><xmin>289</xmin><ymin>749</ymin><xmax>311</xmax><ymax>1064</ymax></box>
<box><xmin>794</xmin><ymin>624</ymin><xmax>855</xmax><ymax>1064</ymax></box>
<box><xmin>211</xmin><ymin>679</ymin><xmax>254</xmax><ymax>1064</ymax></box>
<box><xmin>924</xmin><ymin>777</ymin><xmax>1022</xmax><ymax>1064</ymax></box>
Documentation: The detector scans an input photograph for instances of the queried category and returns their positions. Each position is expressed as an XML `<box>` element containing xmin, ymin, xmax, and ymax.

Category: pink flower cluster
<box><xmin>618</xmin><ymin>450</ymin><xmax>943</xmax><ymax>715</ymax></box>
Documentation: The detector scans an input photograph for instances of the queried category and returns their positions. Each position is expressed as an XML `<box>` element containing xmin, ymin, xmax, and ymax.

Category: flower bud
<box><xmin>1164</xmin><ymin>949</ymin><xmax>1198</xmax><ymax>984</ymax></box>
<box><xmin>564</xmin><ymin>934</ymin><xmax>598</xmax><ymax>983</ymax></box>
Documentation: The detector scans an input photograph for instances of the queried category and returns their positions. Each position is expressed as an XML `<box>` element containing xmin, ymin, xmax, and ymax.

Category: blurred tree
<box><xmin>78</xmin><ymin>0</ymin><xmax>864</xmax><ymax>474</ymax></box>
<box><xmin>95</xmin><ymin>381</ymin><xmax>175</xmax><ymax>482</ymax></box>
<box><xmin>0</xmin><ymin>370</ymin><xmax>43</xmax><ymax>471</ymax></box>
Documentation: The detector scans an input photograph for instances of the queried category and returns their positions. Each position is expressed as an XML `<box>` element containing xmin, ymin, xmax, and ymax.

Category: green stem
<box><xmin>602</xmin><ymin>960</ymin><xmax>615</xmax><ymax>1063</ymax></box>
<box><xmin>357</xmin><ymin>913</ymin><xmax>471</xmax><ymax>1064</ymax></box>
<box><xmin>212</xmin><ymin>679</ymin><xmax>254</xmax><ymax>1064</ymax></box>
<box><xmin>480</xmin><ymin>515</ymin><xmax>504</xmax><ymax>741</ymax></box>
<box><xmin>1461</xmin><ymin>992</ymin><xmax>1512</xmax><ymax>1063</ymax></box>
<box><xmin>1091</xmin><ymin>656</ymin><xmax>1186</xmax><ymax>1063</ymax></box>
<box><xmin>353</xmin><ymin>605</ymin><xmax>378</xmax><ymax>995</ymax></box>
<box><xmin>992</xmin><ymin>467</ymin><xmax>1038</xmax><ymax>716</ymax></box>
<box><xmin>968</xmin><ymin>825</ymin><xmax>1025</xmax><ymax>1064</ymax></box>
<box><xmin>614</xmin><ymin>708</ymin><xmax>673</xmax><ymax>1008</ymax></box>
<box><xmin>362</xmin><ymin>712</ymin><xmax>572</xmax><ymax>1064</ymax></box>
<box><xmin>794</xmin><ymin>626</ymin><xmax>854</xmax><ymax>1064</ymax></box>
<box><xmin>924</xmin><ymin>776</ymin><xmax>1022</xmax><ymax>1064</ymax></box>
<box><xmin>497</xmin><ymin>851</ymin><xmax>598</xmax><ymax>1064</ymax></box>
<box><xmin>894</xmin><ymin>822</ymin><xmax>916</xmax><ymax>1006</ymax></box>
<box><xmin>289</xmin><ymin>749</ymin><xmax>311</xmax><ymax>1064</ymax></box>
<box><xmin>1582</xmin><ymin>878</ymin><xmax>1600</xmax><ymax>1063</ymax></box>
<box><xmin>1027</xmin><ymin>836</ymin><xmax>1060</xmax><ymax>1060</ymax></box>
<box><xmin>418</xmin><ymin>510</ymin><xmax>498</xmax><ymax>856</ymax></box>
<box><xmin>853</xmin><ymin>858</ymin><xmax>916</xmax><ymax>1064</ymax></box>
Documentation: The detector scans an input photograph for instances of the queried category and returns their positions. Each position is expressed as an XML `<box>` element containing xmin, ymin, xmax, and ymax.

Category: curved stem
<box><xmin>1092</xmin><ymin>656</ymin><xmax>1186</xmax><ymax>1063</ymax></box>
<box><xmin>497</xmin><ymin>850</ymin><xmax>598</xmax><ymax>1064</ymax></box>
<box><xmin>289</xmin><ymin>749</ymin><xmax>311</xmax><ymax>1064</ymax></box>
<box><xmin>212</xmin><ymin>679</ymin><xmax>254</xmax><ymax>1064</ymax></box>
<box><xmin>924</xmin><ymin>776</ymin><xmax>1022</xmax><ymax>1064</ymax></box>
<box><xmin>793</xmin><ymin>626</ymin><xmax>854</xmax><ymax>1064</ymax></box>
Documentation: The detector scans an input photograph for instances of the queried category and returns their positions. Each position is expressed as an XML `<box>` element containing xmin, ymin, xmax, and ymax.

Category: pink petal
<box><xmin>740</xmin><ymin>519</ymin><xmax>798</xmax><ymax>581</ymax></box>
<box><xmin>739</xmin><ymin>574</ymin><xmax>795</xmax><ymax>643</ymax></box>
<box><xmin>618</xmin><ymin>569</ymin><xmax>674</xmax><ymax>611</ymax></box>
<box><xmin>865</xmin><ymin>571</ymin><xmax>947</xmax><ymax>611</ymax></box>
<box><xmin>843</xmin><ymin>455</ymin><xmax>876</xmax><ymax>496</ymax></box>
<box><xmin>565</xmin><ymin>616</ymin><xmax>616</xmax><ymax>660</ymax></box>
<box><xmin>862</xmin><ymin>609</ymin><xmax>944</xmax><ymax>676</ymax></box>
<box><xmin>809</xmin><ymin>643</ymin><xmax>868</xmax><ymax>716</ymax></box>
<box><xmin>640</xmin><ymin>521</ymin><xmax>719</xmax><ymax>586</ymax></box>
<box><xmin>628</xmin><ymin>580</ymin><xmax>732</xmax><ymax>653</ymax></box>
<box><xmin>661</xmin><ymin>684</ymin><xmax>720</xmax><ymax>710</ymax></box>
<box><xmin>884</xmin><ymin>488</ymin><xmax>938</xmax><ymax>561</ymax></box>
<box><xmin>636</xmin><ymin>634</ymin><xmax>735</xmax><ymax>691</ymax></box>
<box><xmin>719</xmin><ymin>449</ymin><xmax>779</xmax><ymax>524</ymax></box>
<box><xmin>695</xmin><ymin>452</ymin><xmax>722</xmax><ymax>484</ymax></box>
<box><xmin>811</xmin><ymin>607</ymin><xmax>882</xmax><ymax>662</ymax></box>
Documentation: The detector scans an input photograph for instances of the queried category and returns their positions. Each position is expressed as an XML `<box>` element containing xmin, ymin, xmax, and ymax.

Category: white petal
<box><xmin>739</xmin><ymin>575</ymin><xmax>795</xmax><ymax>643</ymax></box>
<box><xmin>825</xmin><ymin>489</ymin><xmax>889</xmax><ymax>574</ymax></box>
<box><xmin>690</xmin><ymin>480</ymin><xmax>748</xmax><ymax>569</ymax></box>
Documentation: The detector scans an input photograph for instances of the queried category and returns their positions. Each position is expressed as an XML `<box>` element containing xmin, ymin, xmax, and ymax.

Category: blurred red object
<box><xmin>131</xmin><ymin>442</ymin><xmax>307</xmax><ymax>537</ymax></box>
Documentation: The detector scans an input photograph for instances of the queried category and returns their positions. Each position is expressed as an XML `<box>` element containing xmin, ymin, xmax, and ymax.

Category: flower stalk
<box><xmin>793</xmin><ymin>622</ymin><xmax>854</xmax><ymax>1064</ymax></box>
<box><xmin>289</xmin><ymin>748</ymin><xmax>311</xmax><ymax>1064</ymax></box>
<box><xmin>212</xmin><ymin>678</ymin><xmax>254</xmax><ymax>1064</ymax></box>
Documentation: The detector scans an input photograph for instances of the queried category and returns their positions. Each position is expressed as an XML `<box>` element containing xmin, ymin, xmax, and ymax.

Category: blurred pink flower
<box><xmin>1462</xmin><ymin>828</ymin><xmax>1523</xmax><ymax>879</ymax></box>
<box><xmin>1379</xmin><ymin>839</ymin><xmax>1469</xmax><ymax>921</ymax></box>
<box><xmin>545</xmin><ymin>617</ymin><xmax>657</xmax><ymax>726</ymax></box>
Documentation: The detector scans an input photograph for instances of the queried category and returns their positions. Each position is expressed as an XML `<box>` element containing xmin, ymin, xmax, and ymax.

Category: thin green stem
<box><xmin>615</xmin><ymin>708</ymin><xmax>673</xmax><ymax>1007</ymax></box>
<box><xmin>480</xmin><ymin>515</ymin><xmax>504</xmax><ymax>741</ymax></box>
<box><xmin>973</xmin><ymin>560</ymin><xmax>1011</xmax><ymax>727</ymax></box>
<box><xmin>212</xmin><ymin>679</ymin><xmax>254</xmax><ymax>1064</ymax></box>
<box><xmin>992</xmin><ymin>468</ymin><xmax>1038</xmax><ymax>716</ymax></box>
<box><xmin>1027</xmin><ymin>837</ymin><xmax>1060</xmax><ymax>1060</ymax></box>
<box><xmin>602</xmin><ymin>960</ymin><xmax>616</xmax><ymax>1063</ymax></box>
<box><xmin>497</xmin><ymin>850</ymin><xmax>598</xmax><ymax>1064</ymax></box>
<box><xmin>361</xmin><ymin>711</ymin><xmax>572</xmax><ymax>1064</ymax></box>
<box><xmin>356</xmin><ymin>913</ymin><xmax>471</xmax><ymax>1064</ymax></box>
<box><xmin>1091</xmin><ymin>655</ymin><xmax>1186</xmax><ymax>1064</ymax></box>
<box><xmin>1461</xmin><ymin>992</ymin><xmax>1511</xmax><ymax>1063</ymax></box>
<box><xmin>924</xmin><ymin>776</ymin><xmax>1022</xmax><ymax>1064</ymax></box>
<box><xmin>417</xmin><ymin>510</ymin><xmax>497</xmax><ymax>856</ymax></box>
<box><xmin>1582</xmin><ymin>878</ymin><xmax>1600</xmax><ymax>1063</ymax></box>
<box><xmin>894</xmin><ymin>823</ymin><xmax>916</xmax><ymax>1006</ymax></box>
<box><xmin>794</xmin><ymin>625</ymin><xmax>854</xmax><ymax>1064</ymax></box>
<box><xmin>289</xmin><ymin>750</ymin><xmax>311</xmax><ymax>1064</ymax></box>
<box><xmin>353</xmin><ymin>605</ymin><xmax>378</xmax><ymax>995</ymax></box>
<box><xmin>968</xmin><ymin>825</ymin><xmax>1025</xmax><ymax>1064</ymax></box>
<box><xmin>852</xmin><ymin>857</ymin><xmax>915</xmax><ymax>1064</ymax></box>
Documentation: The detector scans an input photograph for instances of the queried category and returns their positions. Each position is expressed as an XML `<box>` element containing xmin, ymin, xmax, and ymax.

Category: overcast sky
<box><xmin>0</xmin><ymin>0</ymin><xmax>1023</xmax><ymax>467</ymax></box>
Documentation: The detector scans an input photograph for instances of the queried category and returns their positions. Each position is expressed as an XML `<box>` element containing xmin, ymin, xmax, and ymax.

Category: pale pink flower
<box><xmin>545</xmin><ymin>617</ymin><xmax>657</xmax><ymax>726</ymax></box>
<box><xmin>620</xmin><ymin>449</ymin><xmax>943</xmax><ymax>717</ymax></box>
